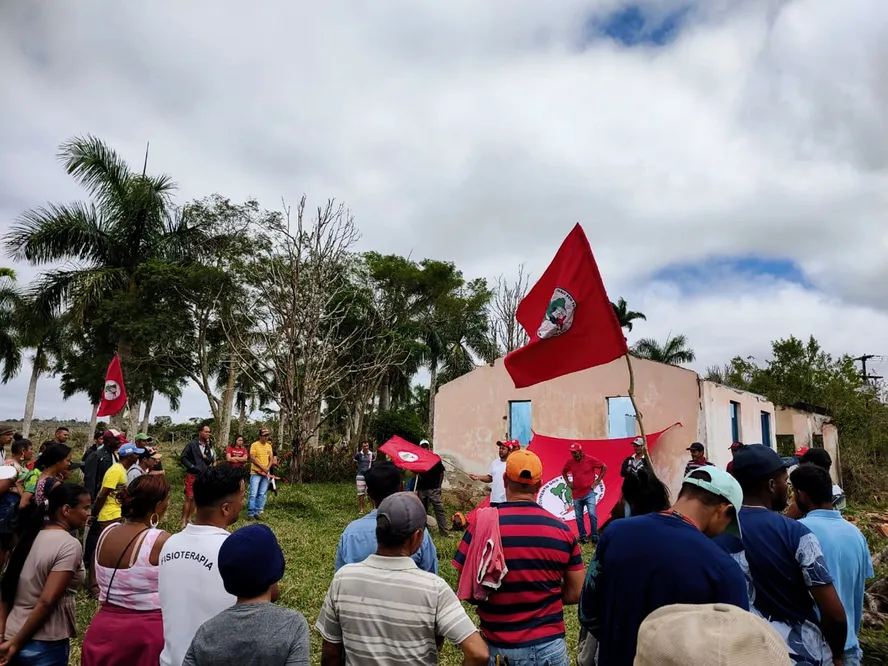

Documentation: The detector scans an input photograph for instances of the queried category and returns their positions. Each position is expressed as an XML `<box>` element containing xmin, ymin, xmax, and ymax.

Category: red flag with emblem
<box><xmin>504</xmin><ymin>223</ymin><xmax>628</xmax><ymax>389</ymax></box>
<box><xmin>380</xmin><ymin>435</ymin><xmax>441</xmax><ymax>473</ymax></box>
<box><xmin>96</xmin><ymin>354</ymin><xmax>128</xmax><ymax>417</ymax></box>
<box><xmin>468</xmin><ymin>425</ymin><xmax>679</xmax><ymax>536</ymax></box>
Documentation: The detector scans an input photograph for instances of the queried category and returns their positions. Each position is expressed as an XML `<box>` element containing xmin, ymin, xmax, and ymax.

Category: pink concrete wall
<box><xmin>433</xmin><ymin>356</ymin><xmax>701</xmax><ymax>498</ymax></box>
<box><xmin>700</xmin><ymin>381</ymin><xmax>776</xmax><ymax>469</ymax></box>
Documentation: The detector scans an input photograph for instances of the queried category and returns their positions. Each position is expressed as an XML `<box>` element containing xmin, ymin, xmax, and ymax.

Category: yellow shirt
<box><xmin>97</xmin><ymin>462</ymin><xmax>128</xmax><ymax>522</ymax></box>
<box><xmin>250</xmin><ymin>442</ymin><xmax>274</xmax><ymax>475</ymax></box>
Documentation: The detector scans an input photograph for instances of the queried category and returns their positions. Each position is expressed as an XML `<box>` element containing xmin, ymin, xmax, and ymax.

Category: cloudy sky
<box><xmin>2</xmin><ymin>0</ymin><xmax>888</xmax><ymax>422</ymax></box>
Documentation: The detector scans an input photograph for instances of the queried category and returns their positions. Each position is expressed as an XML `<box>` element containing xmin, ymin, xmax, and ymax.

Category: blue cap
<box><xmin>117</xmin><ymin>442</ymin><xmax>145</xmax><ymax>457</ymax></box>
<box><xmin>219</xmin><ymin>524</ymin><xmax>285</xmax><ymax>598</ymax></box>
<box><xmin>731</xmin><ymin>444</ymin><xmax>793</xmax><ymax>478</ymax></box>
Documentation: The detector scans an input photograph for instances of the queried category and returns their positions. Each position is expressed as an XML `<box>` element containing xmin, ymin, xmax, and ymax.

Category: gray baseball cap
<box><xmin>377</xmin><ymin>492</ymin><xmax>427</xmax><ymax>539</ymax></box>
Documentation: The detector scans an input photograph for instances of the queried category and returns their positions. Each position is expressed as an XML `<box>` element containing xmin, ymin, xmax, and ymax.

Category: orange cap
<box><xmin>506</xmin><ymin>449</ymin><xmax>543</xmax><ymax>485</ymax></box>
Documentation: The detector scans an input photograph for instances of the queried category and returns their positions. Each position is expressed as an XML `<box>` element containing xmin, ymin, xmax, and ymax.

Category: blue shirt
<box><xmin>579</xmin><ymin>512</ymin><xmax>748</xmax><ymax>666</ymax></box>
<box><xmin>801</xmin><ymin>509</ymin><xmax>874</xmax><ymax>650</ymax></box>
<box><xmin>715</xmin><ymin>507</ymin><xmax>833</xmax><ymax>626</ymax></box>
<box><xmin>334</xmin><ymin>509</ymin><xmax>438</xmax><ymax>574</ymax></box>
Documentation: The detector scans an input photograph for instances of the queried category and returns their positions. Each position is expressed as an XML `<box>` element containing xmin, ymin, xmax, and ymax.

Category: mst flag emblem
<box><xmin>537</xmin><ymin>287</ymin><xmax>576</xmax><ymax>339</ymax></box>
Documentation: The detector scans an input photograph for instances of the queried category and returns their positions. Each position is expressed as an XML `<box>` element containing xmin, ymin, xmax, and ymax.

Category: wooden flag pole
<box><xmin>625</xmin><ymin>353</ymin><xmax>656</xmax><ymax>474</ymax></box>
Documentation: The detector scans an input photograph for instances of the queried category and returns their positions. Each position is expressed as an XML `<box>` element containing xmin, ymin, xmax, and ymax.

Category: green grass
<box><xmin>68</xmin><ymin>461</ymin><xmax>888</xmax><ymax>665</ymax></box>
<box><xmin>69</xmin><ymin>462</ymin><xmax>593</xmax><ymax>665</ymax></box>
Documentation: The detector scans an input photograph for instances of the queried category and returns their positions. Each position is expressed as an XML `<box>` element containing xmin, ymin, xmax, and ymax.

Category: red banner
<box><xmin>470</xmin><ymin>425</ymin><xmax>679</xmax><ymax>535</ymax></box>
<box><xmin>380</xmin><ymin>436</ymin><xmax>441</xmax><ymax>473</ymax></box>
<box><xmin>96</xmin><ymin>354</ymin><xmax>128</xmax><ymax>417</ymax></box>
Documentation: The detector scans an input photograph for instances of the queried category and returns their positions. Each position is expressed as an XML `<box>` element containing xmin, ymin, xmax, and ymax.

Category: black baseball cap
<box><xmin>731</xmin><ymin>444</ymin><xmax>793</xmax><ymax>478</ymax></box>
<box><xmin>687</xmin><ymin>442</ymin><xmax>704</xmax><ymax>452</ymax></box>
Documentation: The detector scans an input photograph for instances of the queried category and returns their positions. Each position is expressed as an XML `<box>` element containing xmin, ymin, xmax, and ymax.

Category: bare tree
<box><xmin>225</xmin><ymin>197</ymin><xmax>399</xmax><ymax>479</ymax></box>
<box><xmin>489</xmin><ymin>264</ymin><xmax>531</xmax><ymax>355</ymax></box>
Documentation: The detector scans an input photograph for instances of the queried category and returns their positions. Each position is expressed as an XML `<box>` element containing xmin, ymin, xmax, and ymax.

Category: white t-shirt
<box><xmin>489</xmin><ymin>458</ymin><xmax>507</xmax><ymax>504</ymax></box>
<box><xmin>158</xmin><ymin>524</ymin><xmax>235</xmax><ymax>666</ymax></box>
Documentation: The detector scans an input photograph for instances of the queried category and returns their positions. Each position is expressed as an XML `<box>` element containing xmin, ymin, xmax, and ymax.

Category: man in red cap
<box><xmin>726</xmin><ymin>442</ymin><xmax>744</xmax><ymax>476</ymax></box>
<box><xmin>562</xmin><ymin>443</ymin><xmax>607</xmax><ymax>544</ymax></box>
<box><xmin>469</xmin><ymin>440</ymin><xmax>511</xmax><ymax>506</ymax></box>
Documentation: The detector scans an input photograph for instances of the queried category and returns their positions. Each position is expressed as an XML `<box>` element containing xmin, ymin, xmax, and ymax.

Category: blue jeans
<box><xmin>16</xmin><ymin>639</ymin><xmax>69</xmax><ymax>666</ymax></box>
<box><xmin>488</xmin><ymin>637</ymin><xmax>569</xmax><ymax>665</ymax></box>
<box><xmin>573</xmin><ymin>492</ymin><xmax>598</xmax><ymax>541</ymax></box>
<box><xmin>843</xmin><ymin>646</ymin><xmax>863</xmax><ymax>666</ymax></box>
<box><xmin>248</xmin><ymin>474</ymin><xmax>269</xmax><ymax>517</ymax></box>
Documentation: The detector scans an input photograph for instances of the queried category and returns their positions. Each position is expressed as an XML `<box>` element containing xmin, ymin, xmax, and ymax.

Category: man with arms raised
<box><xmin>715</xmin><ymin>444</ymin><xmax>848</xmax><ymax>666</ymax></box>
<box><xmin>318</xmin><ymin>492</ymin><xmax>487</xmax><ymax>665</ymax></box>
<box><xmin>159</xmin><ymin>466</ymin><xmax>244</xmax><ymax>666</ymax></box>
<box><xmin>455</xmin><ymin>450</ymin><xmax>584</xmax><ymax>665</ymax></box>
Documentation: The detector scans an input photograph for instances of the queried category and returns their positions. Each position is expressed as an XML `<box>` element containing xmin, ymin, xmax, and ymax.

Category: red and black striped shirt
<box><xmin>452</xmin><ymin>501</ymin><xmax>584</xmax><ymax>648</ymax></box>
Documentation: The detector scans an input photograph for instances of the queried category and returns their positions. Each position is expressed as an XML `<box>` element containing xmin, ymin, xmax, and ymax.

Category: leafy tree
<box><xmin>611</xmin><ymin>297</ymin><xmax>646</xmax><ymax>332</ymax></box>
<box><xmin>368</xmin><ymin>408</ymin><xmax>426</xmax><ymax>447</ymax></box>
<box><xmin>632</xmin><ymin>334</ymin><xmax>695</xmax><ymax>365</ymax></box>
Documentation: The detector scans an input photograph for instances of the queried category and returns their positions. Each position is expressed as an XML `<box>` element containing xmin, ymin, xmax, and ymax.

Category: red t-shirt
<box><xmin>562</xmin><ymin>454</ymin><xmax>605</xmax><ymax>499</ymax></box>
<box><xmin>225</xmin><ymin>446</ymin><xmax>248</xmax><ymax>467</ymax></box>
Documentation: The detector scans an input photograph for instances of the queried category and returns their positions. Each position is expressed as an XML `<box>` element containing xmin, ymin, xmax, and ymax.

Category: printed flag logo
<box><xmin>398</xmin><ymin>451</ymin><xmax>419</xmax><ymax>463</ymax></box>
<box><xmin>537</xmin><ymin>477</ymin><xmax>606</xmax><ymax>522</ymax></box>
<box><xmin>103</xmin><ymin>380</ymin><xmax>121</xmax><ymax>401</ymax></box>
<box><xmin>538</xmin><ymin>288</ymin><xmax>576</xmax><ymax>339</ymax></box>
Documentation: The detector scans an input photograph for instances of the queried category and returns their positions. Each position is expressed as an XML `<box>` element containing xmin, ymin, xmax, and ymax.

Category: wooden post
<box><xmin>625</xmin><ymin>353</ymin><xmax>655</xmax><ymax>474</ymax></box>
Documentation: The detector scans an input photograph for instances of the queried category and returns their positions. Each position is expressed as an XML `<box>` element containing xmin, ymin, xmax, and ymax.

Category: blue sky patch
<box><xmin>585</xmin><ymin>3</ymin><xmax>693</xmax><ymax>48</ymax></box>
<box><xmin>652</xmin><ymin>256</ymin><xmax>812</xmax><ymax>293</ymax></box>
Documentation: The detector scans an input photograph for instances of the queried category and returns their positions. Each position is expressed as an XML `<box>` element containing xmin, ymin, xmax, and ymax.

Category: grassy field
<box><xmin>67</xmin><ymin>462</ymin><xmax>888</xmax><ymax>665</ymax></box>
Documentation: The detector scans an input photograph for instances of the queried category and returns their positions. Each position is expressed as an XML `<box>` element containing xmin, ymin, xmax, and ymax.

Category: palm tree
<box><xmin>4</xmin><ymin>136</ymin><xmax>214</xmax><ymax>364</ymax></box>
<box><xmin>0</xmin><ymin>271</ymin><xmax>22</xmax><ymax>384</ymax></box>
<box><xmin>15</xmin><ymin>303</ymin><xmax>66</xmax><ymax>438</ymax></box>
<box><xmin>611</xmin><ymin>297</ymin><xmax>646</xmax><ymax>332</ymax></box>
<box><xmin>633</xmin><ymin>334</ymin><xmax>696</xmax><ymax>366</ymax></box>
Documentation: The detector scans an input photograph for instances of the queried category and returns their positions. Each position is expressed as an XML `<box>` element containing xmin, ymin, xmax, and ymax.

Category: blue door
<box><xmin>509</xmin><ymin>401</ymin><xmax>532</xmax><ymax>446</ymax></box>
<box><xmin>761</xmin><ymin>411</ymin><xmax>772</xmax><ymax>448</ymax></box>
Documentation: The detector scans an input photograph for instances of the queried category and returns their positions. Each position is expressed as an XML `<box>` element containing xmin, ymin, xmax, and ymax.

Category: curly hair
<box><xmin>118</xmin><ymin>474</ymin><xmax>171</xmax><ymax>520</ymax></box>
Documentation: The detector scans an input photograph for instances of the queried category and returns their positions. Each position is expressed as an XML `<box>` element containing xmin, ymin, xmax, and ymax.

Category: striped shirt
<box><xmin>315</xmin><ymin>554</ymin><xmax>477</xmax><ymax>665</ymax></box>
<box><xmin>452</xmin><ymin>500</ymin><xmax>583</xmax><ymax>648</ymax></box>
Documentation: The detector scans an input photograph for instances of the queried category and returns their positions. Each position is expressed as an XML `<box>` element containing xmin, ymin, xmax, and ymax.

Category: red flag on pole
<box><xmin>379</xmin><ymin>436</ymin><xmax>441</xmax><ymax>473</ymax></box>
<box><xmin>504</xmin><ymin>223</ymin><xmax>628</xmax><ymax>388</ymax></box>
<box><xmin>97</xmin><ymin>354</ymin><xmax>128</xmax><ymax>417</ymax></box>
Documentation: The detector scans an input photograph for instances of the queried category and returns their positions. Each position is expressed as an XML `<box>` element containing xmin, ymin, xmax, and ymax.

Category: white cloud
<box><xmin>1</xmin><ymin>0</ymin><xmax>887</xmax><ymax>421</ymax></box>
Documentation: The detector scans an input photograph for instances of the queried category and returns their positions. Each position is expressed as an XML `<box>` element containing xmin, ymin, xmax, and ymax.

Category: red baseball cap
<box><xmin>508</xmin><ymin>440</ymin><xmax>521</xmax><ymax>451</ymax></box>
<box><xmin>795</xmin><ymin>446</ymin><xmax>809</xmax><ymax>457</ymax></box>
<box><xmin>729</xmin><ymin>442</ymin><xmax>744</xmax><ymax>450</ymax></box>
<box><xmin>569</xmin><ymin>442</ymin><xmax>582</xmax><ymax>452</ymax></box>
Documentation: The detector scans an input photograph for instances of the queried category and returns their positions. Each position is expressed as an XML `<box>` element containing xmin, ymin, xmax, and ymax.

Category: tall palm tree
<box><xmin>4</xmin><ymin>136</ymin><xmax>213</xmax><ymax>363</ymax></box>
<box><xmin>632</xmin><ymin>334</ymin><xmax>696</xmax><ymax>366</ymax></box>
<box><xmin>611</xmin><ymin>297</ymin><xmax>646</xmax><ymax>332</ymax></box>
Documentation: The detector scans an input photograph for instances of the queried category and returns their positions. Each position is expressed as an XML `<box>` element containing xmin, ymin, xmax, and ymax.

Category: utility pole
<box><xmin>854</xmin><ymin>354</ymin><xmax>882</xmax><ymax>384</ymax></box>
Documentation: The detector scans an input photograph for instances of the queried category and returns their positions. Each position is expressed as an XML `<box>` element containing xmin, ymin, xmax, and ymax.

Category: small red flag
<box><xmin>504</xmin><ymin>224</ymin><xmax>628</xmax><ymax>388</ymax></box>
<box><xmin>379</xmin><ymin>436</ymin><xmax>441</xmax><ymax>473</ymax></box>
<box><xmin>96</xmin><ymin>354</ymin><xmax>128</xmax><ymax>417</ymax></box>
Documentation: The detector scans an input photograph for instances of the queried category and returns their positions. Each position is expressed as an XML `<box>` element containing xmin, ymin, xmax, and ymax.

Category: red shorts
<box><xmin>184</xmin><ymin>473</ymin><xmax>197</xmax><ymax>499</ymax></box>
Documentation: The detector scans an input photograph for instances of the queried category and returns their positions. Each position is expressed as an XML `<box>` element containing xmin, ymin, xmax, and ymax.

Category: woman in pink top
<box><xmin>81</xmin><ymin>475</ymin><xmax>172</xmax><ymax>666</ymax></box>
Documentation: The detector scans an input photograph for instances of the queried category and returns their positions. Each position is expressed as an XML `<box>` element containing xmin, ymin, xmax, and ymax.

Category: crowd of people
<box><xmin>0</xmin><ymin>422</ymin><xmax>875</xmax><ymax>666</ymax></box>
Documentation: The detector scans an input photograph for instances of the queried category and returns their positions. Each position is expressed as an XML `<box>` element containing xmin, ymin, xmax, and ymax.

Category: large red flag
<box><xmin>468</xmin><ymin>425</ymin><xmax>679</xmax><ymax>536</ymax></box>
<box><xmin>504</xmin><ymin>224</ymin><xmax>628</xmax><ymax>388</ymax></box>
<box><xmin>379</xmin><ymin>436</ymin><xmax>441</xmax><ymax>473</ymax></box>
<box><xmin>97</xmin><ymin>355</ymin><xmax>128</xmax><ymax>417</ymax></box>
